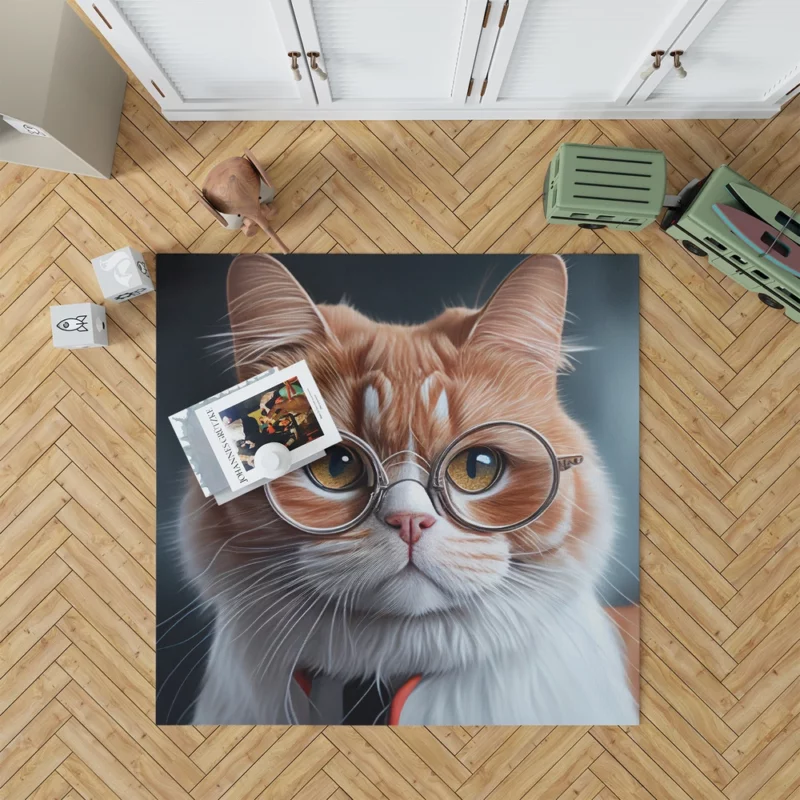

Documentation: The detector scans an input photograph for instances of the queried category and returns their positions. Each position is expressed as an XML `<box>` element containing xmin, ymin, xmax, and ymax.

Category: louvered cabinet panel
<box><xmin>291</xmin><ymin>0</ymin><xmax>485</xmax><ymax>105</ymax></box>
<box><xmin>118</xmin><ymin>0</ymin><xmax>298</xmax><ymax>100</ymax></box>
<box><xmin>76</xmin><ymin>0</ymin><xmax>793</xmax><ymax>117</ymax></box>
<box><xmin>647</xmin><ymin>0</ymin><xmax>800</xmax><ymax>103</ymax></box>
<box><xmin>494</xmin><ymin>0</ymin><xmax>693</xmax><ymax>103</ymax></box>
<box><xmin>77</xmin><ymin>0</ymin><xmax>314</xmax><ymax>109</ymax></box>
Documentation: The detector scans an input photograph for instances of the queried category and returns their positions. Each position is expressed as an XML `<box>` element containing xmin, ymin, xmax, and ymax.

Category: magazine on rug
<box><xmin>170</xmin><ymin>360</ymin><xmax>340</xmax><ymax>503</ymax></box>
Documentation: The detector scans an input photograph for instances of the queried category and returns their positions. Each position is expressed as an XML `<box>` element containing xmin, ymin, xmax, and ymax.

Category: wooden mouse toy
<box><xmin>197</xmin><ymin>149</ymin><xmax>289</xmax><ymax>253</ymax></box>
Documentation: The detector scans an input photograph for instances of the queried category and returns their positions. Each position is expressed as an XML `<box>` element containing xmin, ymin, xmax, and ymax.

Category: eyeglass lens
<box><xmin>267</xmin><ymin>424</ymin><xmax>559</xmax><ymax>534</ymax></box>
<box><xmin>437</xmin><ymin>424</ymin><xmax>556</xmax><ymax>530</ymax></box>
<box><xmin>267</xmin><ymin>439</ymin><xmax>379</xmax><ymax>531</ymax></box>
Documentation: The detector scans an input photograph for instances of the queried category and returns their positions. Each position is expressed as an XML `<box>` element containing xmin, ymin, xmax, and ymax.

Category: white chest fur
<box><xmin>193</xmin><ymin>586</ymin><xmax>636</xmax><ymax>725</ymax></box>
<box><xmin>399</xmin><ymin>591</ymin><xmax>637</xmax><ymax>725</ymax></box>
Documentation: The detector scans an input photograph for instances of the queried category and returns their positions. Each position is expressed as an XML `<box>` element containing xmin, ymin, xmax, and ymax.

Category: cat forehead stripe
<box><xmin>363</xmin><ymin>380</ymin><xmax>392</xmax><ymax>425</ymax></box>
<box><xmin>434</xmin><ymin>388</ymin><xmax>449</xmax><ymax>422</ymax></box>
<box><xmin>420</xmin><ymin>375</ymin><xmax>449</xmax><ymax>423</ymax></box>
<box><xmin>363</xmin><ymin>384</ymin><xmax>380</xmax><ymax>425</ymax></box>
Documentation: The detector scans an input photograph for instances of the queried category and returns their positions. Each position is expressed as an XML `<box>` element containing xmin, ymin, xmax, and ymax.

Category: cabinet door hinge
<box><xmin>482</xmin><ymin>0</ymin><xmax>492</xmax><ymax>27</ymax></box>
<box><xmin>480</xmin><ymin>77</ymin><xmax>488</xmax><ymax>97</ymax></box>
<box><xmin>499</xmin><ymin>0</ymin><xmax>509</xmax><ymax>27</ymax></box>
<box><xmin>467</xmin><ymin>77</ymin><xmax>474</xmax><ymax>97</ymax></box>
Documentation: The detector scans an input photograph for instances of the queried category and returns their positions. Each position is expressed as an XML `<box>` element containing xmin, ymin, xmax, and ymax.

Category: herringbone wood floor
<box><xmin>3</xmin><ymin>39</ymin><xmax>800</xmax><ymax>800</ymax></box>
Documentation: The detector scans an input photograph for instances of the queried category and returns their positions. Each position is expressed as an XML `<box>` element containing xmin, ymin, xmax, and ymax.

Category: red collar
<box><xmin>294</xmin><ymin>671</ymin><xmax>422</xmax><ymax>725</ymax></box>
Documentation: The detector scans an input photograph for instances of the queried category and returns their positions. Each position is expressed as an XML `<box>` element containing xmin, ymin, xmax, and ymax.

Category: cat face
<box><xmin>183</xmin><ymin>255</ymin><xmax>607</xmax><ymax>623</ymax></box>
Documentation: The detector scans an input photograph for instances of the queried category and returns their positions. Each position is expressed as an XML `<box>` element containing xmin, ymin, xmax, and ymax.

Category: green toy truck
<box><xmin>660</xmin><ymin>165</ymin><xmax>800</xmax><ymax>322</ymax></box>
<box><xmin>544</xmin><ymin>143</ymin><xmax>800</xmax><ymax>322</ymax></box>
<box><xmin>543</xmin><ymin>143</ymin><xmax>667</xmax><ymax>231</ymax></box>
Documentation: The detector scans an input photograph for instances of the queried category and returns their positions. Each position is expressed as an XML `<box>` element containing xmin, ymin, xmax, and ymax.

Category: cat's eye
<box><xmin>307</xmin><ymin>444</ymin><xmax>365</xmax><ymax>491</ymax></box>
<box><xmin>446</xmin><ymin>446</ymin><xmax>503</xmax><ymax>493</ymax></box>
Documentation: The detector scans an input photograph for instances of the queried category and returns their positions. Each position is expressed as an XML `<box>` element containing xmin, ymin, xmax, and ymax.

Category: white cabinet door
<box><xmin>290</xmin><ymin>0</ymin><xmax>486</xmax><ymax>109</ymax></box>
<box><xmin>76</xmin><ymin>0</ymin><xmax>317</xmax><ymax>112</ymax></box>
<box><xmin>635</xmin><ymin>0</ymin><xmax>800</xmax><ymax>107</ymax></box>
<box><xmin>479</xmin><ymin>0</ymin><xmax>706</xmax><ymax>110</ymax></box>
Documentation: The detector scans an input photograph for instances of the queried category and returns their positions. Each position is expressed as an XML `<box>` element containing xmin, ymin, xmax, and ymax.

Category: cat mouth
<box><xmin>397</xmin><ymin>561</ymin><xmax>445</xmax><ymax>590</ymax></box>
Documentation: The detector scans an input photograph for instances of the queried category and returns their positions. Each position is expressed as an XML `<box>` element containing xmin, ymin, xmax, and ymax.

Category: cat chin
<box><xmin>354</xmin><ymin>565</ymin><xmax>459</xmax><ymax>617</ymax></box>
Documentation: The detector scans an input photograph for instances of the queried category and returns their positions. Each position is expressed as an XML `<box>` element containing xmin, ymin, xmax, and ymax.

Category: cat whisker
<box><xmin>255</xmin><ymin>593</ymin><xmax>320</xmax><ymax>682</ymax></box>
<box><xmin>234</xmin><ymin>577</ymin><xmax>321</xmax><ymax>650</ymax></box>
<box><xmin>283</xmin><ymin>593</ymin><xmax>336</xmax><ymax>723</ymax></box>
<box><xmin>338</xmin><ymin>676</ymin><xmax>380</xmax><ymax>724</ymax></box>
<box><xmin>163</xmin><ymin>579</ymin><xmax>312</xmax><ymax>721</ymax></box>
<box><xmin>156</xmin><ymin>554</ymin><xmax>302</xmax><ymax>641</ymax></box>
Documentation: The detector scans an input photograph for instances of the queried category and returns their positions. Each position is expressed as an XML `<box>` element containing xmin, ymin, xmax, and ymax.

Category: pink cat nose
<box><xmin>384</xmin><ymin>513</ymin><xmax>436</xmax><ymax>545</ymax></box>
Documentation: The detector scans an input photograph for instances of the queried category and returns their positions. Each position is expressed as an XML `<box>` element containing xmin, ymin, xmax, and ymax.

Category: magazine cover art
<box><xmin>193</xmin><ymin>360</ymin><xmax>340</xmax><ymax>493</ymax></box>
<box><xmin>218</xmin><ymin>375</ymin><xmax>322</xmax><ymax>470</ymax></box>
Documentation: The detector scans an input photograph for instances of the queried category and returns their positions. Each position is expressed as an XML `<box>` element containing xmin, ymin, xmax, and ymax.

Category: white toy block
<box><xmin>50</xmin><ymin>303</ymin><xmax>107</xmax><ymax>349</ymax></box>
<box><xmin>91</xmin><ymin>246</ymin><xmax>154</xmax><ymax>302</ymax></box>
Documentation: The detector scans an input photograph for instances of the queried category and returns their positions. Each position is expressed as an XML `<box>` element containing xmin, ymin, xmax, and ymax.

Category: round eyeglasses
<box><xmin>264</xmin><ymin>421</ymin><xmax>583</xmax><ymax>536</ymax></box>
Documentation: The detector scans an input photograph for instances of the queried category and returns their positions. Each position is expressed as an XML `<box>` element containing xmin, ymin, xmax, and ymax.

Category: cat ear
<box><xmin>466</xmin><ymin>255</ymin><xmax>568</xmax><ymax>372</ymax></box>
<box><xmin>226</xmin><ymin>254</ymin><xmax>336</xmax><ymax>380</ymax></box>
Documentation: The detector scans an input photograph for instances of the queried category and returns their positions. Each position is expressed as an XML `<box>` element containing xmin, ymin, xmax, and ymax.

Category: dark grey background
<box><xmin>156</xmin><ymin>254</ymin><xmax>639</xmax><ymax>723</ymax></box>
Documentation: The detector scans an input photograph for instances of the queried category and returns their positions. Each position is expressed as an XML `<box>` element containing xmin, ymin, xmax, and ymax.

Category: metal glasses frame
<box><xmin>263</xmin><ymin>420</ymin><xmax>583</xmax><ymax>536</ymax></box>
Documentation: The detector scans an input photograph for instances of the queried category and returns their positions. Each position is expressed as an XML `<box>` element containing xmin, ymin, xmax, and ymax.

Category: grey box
<box><xmin>50</xmin><ymin>303</ymin><xmax>107</xmax><ymax>349</ymax></box>
<box><xmin>91</xmin><ymin>246</ymin><xmax>155</xmax><ymax>302</ymax></box>
<box><xmin>0</xmin><ymin>0</ymin><xmax>126</xmax><ymax>178</ymax></box>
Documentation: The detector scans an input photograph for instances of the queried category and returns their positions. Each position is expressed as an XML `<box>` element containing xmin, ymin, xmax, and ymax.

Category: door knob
<box><xmin>670</xmin><ymin>50</ymin><xmax>687</xmax><ymax>79</ymax></box>
<box><xmin>640</xmin><ymin>50</ymin><xmax>665</xmax><ymax>80</ymax></box>
<box><xmin>288</xmin><ymin>51</ymin><xmax>302</xmax><ymax>81</ymax></box>
<box><xmin>307</xmin><ymin>52</ymin><xmax>328</xmax><ymax>81</ymax></box>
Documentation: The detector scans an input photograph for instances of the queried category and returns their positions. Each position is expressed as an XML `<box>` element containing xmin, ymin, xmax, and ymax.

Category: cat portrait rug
<box><xmin>156</xmin><ymin>253</ymin><xmax>640</xmax><ymax>725</ymax></box>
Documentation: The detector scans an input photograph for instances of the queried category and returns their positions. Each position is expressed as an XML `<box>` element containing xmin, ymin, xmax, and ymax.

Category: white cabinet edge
<box><xmin>161</xmin><ymin>102</ymin><xmax>778</xmax><ymax>121</ymax></box>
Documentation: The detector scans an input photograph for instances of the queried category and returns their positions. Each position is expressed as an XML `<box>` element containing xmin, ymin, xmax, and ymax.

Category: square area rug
<box><xmin>156</xmin><ymin>253</ymin><xmax>640</xmax><ymax>725</ymax></box>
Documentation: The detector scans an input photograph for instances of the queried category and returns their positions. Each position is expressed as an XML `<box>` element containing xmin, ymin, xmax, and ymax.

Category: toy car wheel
<box><xmin>682</xmin><ymin>240</ymin><xmax>707</xmax><ymax>257</ymax></box>
<box><xmin>578</xmin><ymin>223</ymin><xmax>606</xmax><ymax>229</ymax></box>
<box><xmin>758</xmin><ymin>293</ymin><xmax>784</xmax><ymax>310</ymax></box>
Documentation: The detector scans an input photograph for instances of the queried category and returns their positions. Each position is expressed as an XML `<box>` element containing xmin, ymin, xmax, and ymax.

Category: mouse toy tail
<box><xmin>255</xmin><ymin>215</ymin><xmax>289</xmax><ymax>254</ymax></box>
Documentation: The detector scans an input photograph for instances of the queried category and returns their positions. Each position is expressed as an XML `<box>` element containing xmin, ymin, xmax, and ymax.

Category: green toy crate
<box><xmin>661</xmin><ymin>164</ymin><xmax>800</xmax><ymax>322</ymax></box>
<box><xmin>544</xmin><ymin>143</ymin><xmax>667</xmax><ymax>231</ymax></box>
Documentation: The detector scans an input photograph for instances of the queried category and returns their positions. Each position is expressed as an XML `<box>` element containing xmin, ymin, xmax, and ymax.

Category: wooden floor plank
<box><xmin>111</xmin><ymin>147</ymin><xmax>203</xmax><ymax>248</ymax></box>
<box><xmin>453</xmin><ymin>121</ymin><xmax>539</xmax><ymax>192</ymax></box>
<box><xmin>454</xmin><ymin>119</ymin><xmax>576</xmax><ymax>229</ymax></box>
<box><xmin>454</xmin><ymin>121</ymin><xmax>506</xmax><ymax>156</ymax></box>
<box><xmin>122</xmin><ymin>85</ymin><xmax>202</xmax><ymax>175</ymax></box>
<box><xmin>400</xmin><ymin>120</ymin><xmax>469</xmax><ymax>175</ymax></box>
<box><xmin>638</xmin><ymin>681</ymin><xmax>737</xmax><ymax>790</ymax></box>
<box><xmin>321</xmin><ymin>136</ymin><xmax>453</xmax><ymax>253</ymax></box>
<box><xmin>0</xmin><ymin>162</ymin><xmax>36</xmax><ymax>206</ymax></box>
<box><xmin>329</xmin><ymin>121</ymin><xmax>469</xmax><ymax>246</ymax></box>
<box><xmin>56</xmin><ymin>570</ymin><xmax>154</xmax><ymax>684</ymax></box>
<box><xmin>2</xmin><ymin>52</ymin><xmax>800</xmax><ymax>798</ymax></box>
<box><xmin>1</xmin><ymin>228</ymin><xmax>67</xmax><ymax>324</ymax></box>
<box><xmin>116</xmin><ymin>115</ymin><xmax>201</xmax><ymax>211</ymax></box>
<box><xmin>0</xmin><ymin>169</ymin><xmax>65</xmax><ymax>244</ymax></box>
<box><xmin>364</xmin><ymin>120</ymin><xmax>469</xmax><ymax>210</ymax></box>
<box><xmin>321</xmin><ymin>173</ymin><xmax>416</xmax><ymax>253</ymax></box>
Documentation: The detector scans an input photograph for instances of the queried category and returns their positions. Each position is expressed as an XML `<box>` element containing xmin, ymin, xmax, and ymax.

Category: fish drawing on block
<box><xmin>56</xmin><ymin>315</ymin><xmax>89</xmax><ymax>332</ymax></box>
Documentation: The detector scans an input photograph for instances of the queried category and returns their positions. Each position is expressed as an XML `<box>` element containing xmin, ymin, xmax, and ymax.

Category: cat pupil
<box><xmin>329</xmin><ymin>448</ymin><xmax>348</xmax><ymax>477</ymax></box>
<box><xmin>466</xmin><ymin>448</ymin><xmax>494</xmax><ymax>478</ymax></box>
<box><xmin>326</xmin><ymin>446</ymin><xmax>358</xmax><ymax>478</ymax></box>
